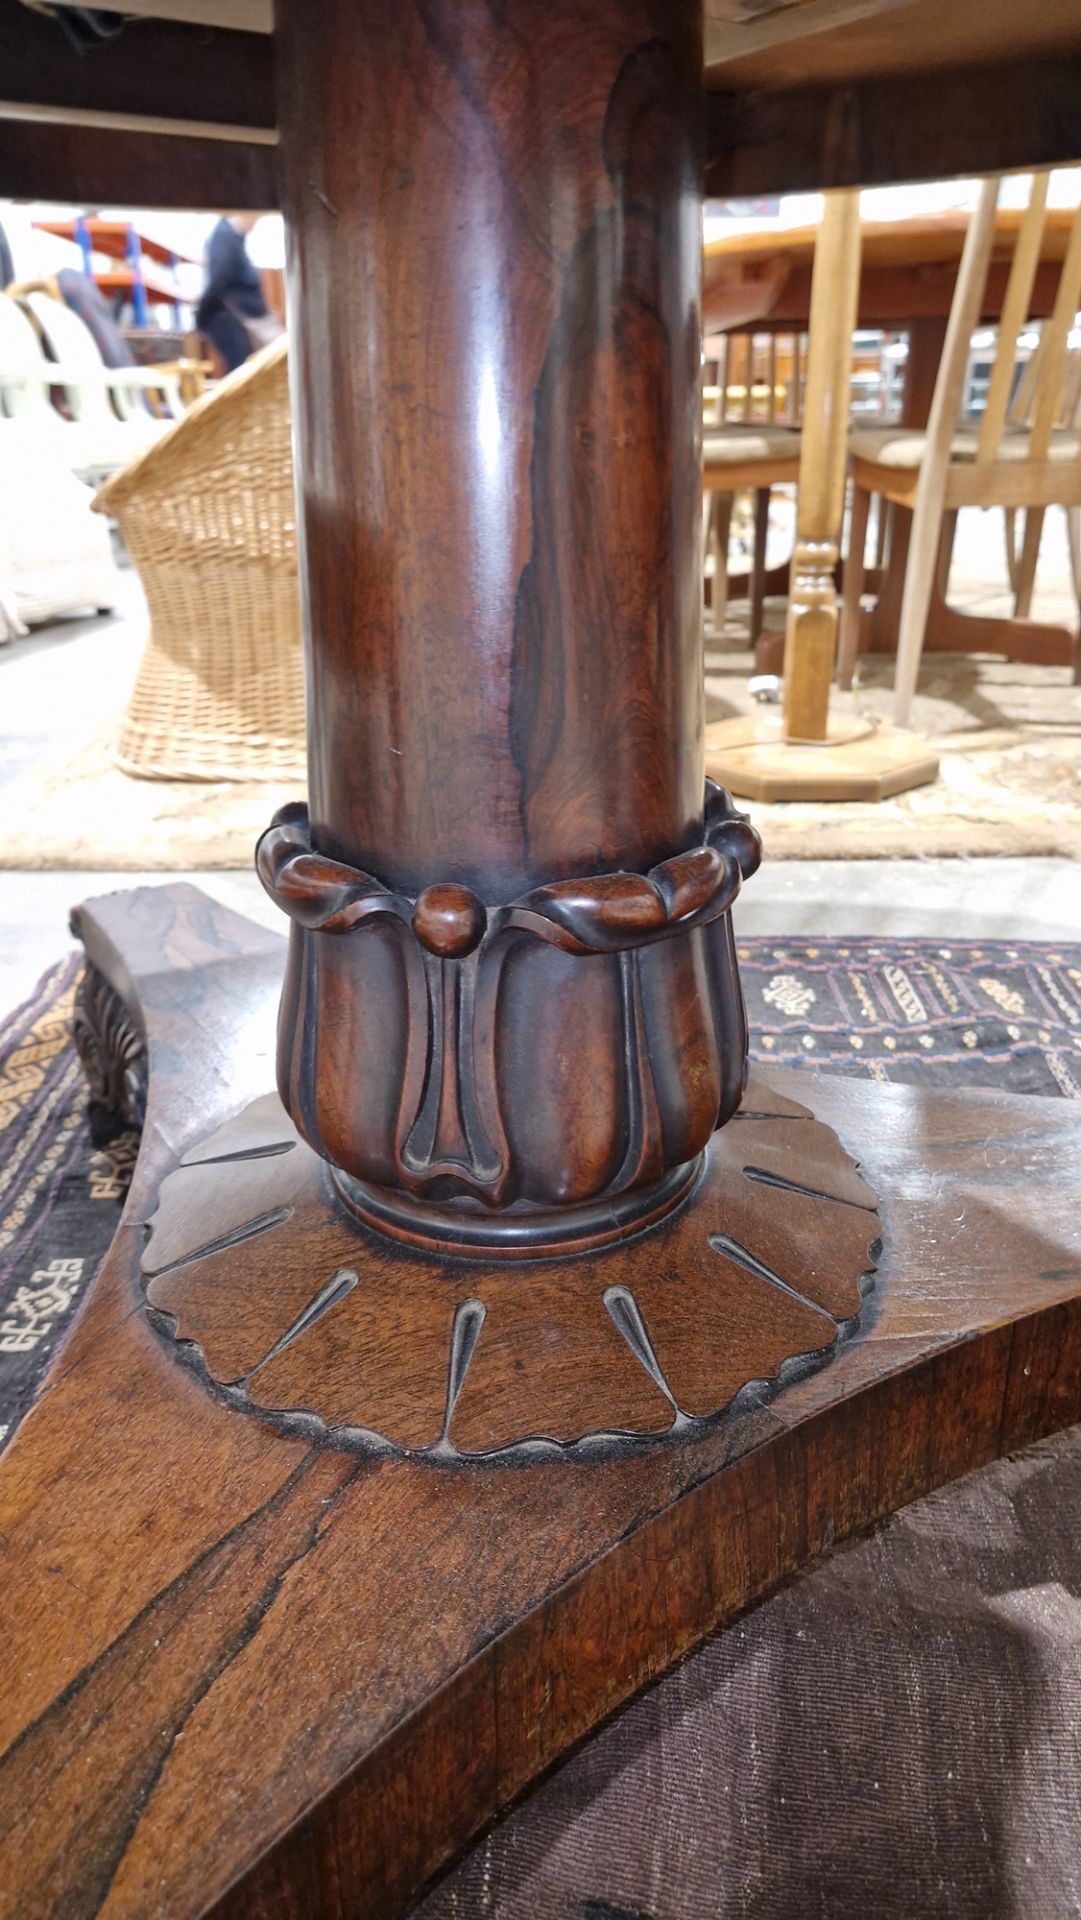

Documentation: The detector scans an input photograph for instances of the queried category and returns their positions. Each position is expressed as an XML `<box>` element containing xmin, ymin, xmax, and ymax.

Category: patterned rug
<box><xmin>0</xmin><ymin>957</ymin><xmax>137</xmax><ymax>1451</ymax></box>
<box><xmin>2</xmin><ymin>937</ymin><xmax>1080</xmax><ymax>1450</ymax></box>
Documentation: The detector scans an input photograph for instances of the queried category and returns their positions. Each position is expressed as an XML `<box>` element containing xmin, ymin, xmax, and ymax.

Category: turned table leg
<box><xmin>264</xmin><ymin>0</ymin><xmax>761</xmax><ymax>1256</ymax></box>
<box><xmin>136</xmin><ymin>0</ymin><xmax>876</xmax><ymax>1445</ymax></box>
<box><xmin>781</xmin><ymin>188</ymin><xmax>860</xmax><ymax>744</ymax></box>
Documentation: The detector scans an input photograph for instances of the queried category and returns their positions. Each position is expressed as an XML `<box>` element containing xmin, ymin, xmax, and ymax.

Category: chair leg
<box><xmin>701</xmin><ymin>492</ymin><xmax>713</xmax><ymax>624</ymax></box>
<box><xmin>893</xmin><ymin>489</ymin><xmax>943</xmax><ymax>728</ymax></box>
<box><xmin>837</xmin><ymin>482</ymin><xmax>871</xmax><ymax>691</ymax></box>
<box><xmin>705</xmin><ymin>491</ymin><xmax>734</xmax><ymax>637</ymax></box>
<box><xmin>1004</xmin><ymin>506</ymin><xmax>1019</xmax><ymax>595</ymax></box>
<box><xmin>1067</xmin><ymin>505</ymin><xmax>1081</xmax><ymax>604</ymax></box>
<box><xmin>1014</xmin><ymin>507</ymin><xmax>1045</xmax><ymax>618</ymax></box>
<box><xmin>749</xmin><ymin>486</ymin><xmax>770</xmax><ymax>640</ymax></box>
<box><xmin>937</xmin><ymin>509</ymin><xmax>958</xmax><ymax>599</ymax></box>
<box><xmin>873</xmin><ymin>494</ymin><xmax>890</xmax><ymax>570</ymax></box>
<box><xmin>1067</xmin><ymin>507</ymin><xmax>1081</xmax><ymax>684</ymax></box>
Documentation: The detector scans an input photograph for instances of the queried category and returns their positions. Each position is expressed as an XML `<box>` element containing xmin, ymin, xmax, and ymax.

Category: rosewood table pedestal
<box><xmin>1</xmin><ymin>885</ymin><xmax>1079</xmax><ymax>1920</ymax></box>
<box><xmin>1</xmin><ymin>6</ymin><xmax>1081</xmax><ymax>1918</ymax></box>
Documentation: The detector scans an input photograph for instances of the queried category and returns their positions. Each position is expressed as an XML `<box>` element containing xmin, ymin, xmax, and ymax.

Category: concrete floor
<box><xmin>1</xmin><ymin>553</ymin><xmax>1079</xmax><ymax>1016</ymax></box>
<box><xmin>0</xmin><ymin>583</ymin><xmax>144</xmax><ymax>788</ymax></box>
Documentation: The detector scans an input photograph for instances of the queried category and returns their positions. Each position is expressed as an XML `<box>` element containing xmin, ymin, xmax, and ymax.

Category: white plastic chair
<box><xmin>0</xmin><ymin>293</ymin><xmax>66</xmax><ymax>431</ymax></box>
<box><xmin>18</xmin><ymin>292</ymin><xmax>174</xmax><ymax>477</ymax></box>
<box><xmin>0</xmin><ymin>293</ymin><xmax>126</xmax><ymax>480</ymax></box>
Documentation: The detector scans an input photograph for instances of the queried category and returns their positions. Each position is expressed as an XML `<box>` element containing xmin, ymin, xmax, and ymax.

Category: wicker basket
<box><xmin>94</xmin><ymin>339</ymin><xmax>306</xmax><ymax>782</ymax></box>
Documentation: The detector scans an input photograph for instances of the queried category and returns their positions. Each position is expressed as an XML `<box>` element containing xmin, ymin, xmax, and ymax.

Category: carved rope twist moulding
<box><xmin>256</xmin><ymin>780</ymin><xmax>761</xmax><ymax>957</ymax></box>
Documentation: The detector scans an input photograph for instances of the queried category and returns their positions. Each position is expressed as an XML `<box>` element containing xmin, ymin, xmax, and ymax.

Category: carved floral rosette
<box><xmin>256</xmin><ymin>783</ymin><xmax>761</xmax><ymax>1251</ymax></box>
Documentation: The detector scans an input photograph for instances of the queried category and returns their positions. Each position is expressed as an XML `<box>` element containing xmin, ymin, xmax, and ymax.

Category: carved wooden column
<box><xmin>110</xmin><ymin>0</ymin><xmax>877</xmax><ymax>1465</ymax></box>
<box><xmin>260</xmin><ymin>0</ymin><xmax>760</xmax><ymax>1255</ymax></box>
<box><xmin>9</xmin><ymin>15</ymin><xmax>1079</xmax><ymax>1918</ymax></box>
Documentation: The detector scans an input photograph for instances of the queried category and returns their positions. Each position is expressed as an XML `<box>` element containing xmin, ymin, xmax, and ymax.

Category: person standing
<box><xmin>196</xmin><ymin>214</ymin><xmax>279</xmax><ymax>373</ymax></box>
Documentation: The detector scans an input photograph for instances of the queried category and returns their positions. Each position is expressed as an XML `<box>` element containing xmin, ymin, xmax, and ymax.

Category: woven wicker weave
<box><xmin>94</xmin><ymin>339</ymin><xmax>306</xmax><ymax>782</ymax></box>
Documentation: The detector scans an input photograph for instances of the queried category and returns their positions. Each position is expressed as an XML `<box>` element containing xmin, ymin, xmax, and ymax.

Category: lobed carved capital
<box><xmin>256</xmin><ymin>788</ymin><xmax>761</xmax><ymax>1253</ymax></box>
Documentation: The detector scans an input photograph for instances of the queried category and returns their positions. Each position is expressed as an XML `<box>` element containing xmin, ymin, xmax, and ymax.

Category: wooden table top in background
<box><xmin>706</xmin><ymin>206</ymin><xmax>1080</xmax><ymax>272</ymax></box>
<box><xmin>703</xmin><ymin>205</ymin><xmax>1080</xmax><ymax>332</ymax></box>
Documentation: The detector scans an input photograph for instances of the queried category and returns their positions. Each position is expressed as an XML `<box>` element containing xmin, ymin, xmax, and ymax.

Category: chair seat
<box><xmin>703</xmin><ymin>424</ymin><xmax>801</xmax><ymax>465</ymax></box>
<box><xmin>850</xmin><ymin>423</ymin><xmax>1081</xmax><ymax>469</ymax></box>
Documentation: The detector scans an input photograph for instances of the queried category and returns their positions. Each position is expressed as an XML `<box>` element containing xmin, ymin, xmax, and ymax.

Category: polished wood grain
<box><xmin>2</xmin><ymin>882</ymin><xmax>1079</xmax><ymax>1920</ymax></box>
<box><xmin>3</xmin><ymin>9</ymin><xmax>1078</xmax><ymax>1915</ymax></box>
<box><xmin>278</xmin><ymin>0</ymin><xmax>703</xmax><ymax>903</ymax></box>
<box><xmin>142</xmin><ymin>1074</ymin><xmax>879</xmax><ymax>1457</ymax></box>
<box><xmin>254</xmin><ymin>786</ymin><xmax>759</xmax><ymax>1250</ymax></box>
<box><xmin>267</xmin><ymin>0</ymin><xmax>771</xmax><ymax>1255</ymax></box>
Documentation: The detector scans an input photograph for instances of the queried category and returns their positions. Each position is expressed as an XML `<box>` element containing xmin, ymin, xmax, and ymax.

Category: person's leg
<box><xmin>203</xmin><ymin>309</ymin><xmax>250</xmax><ymax>373</ymax></box>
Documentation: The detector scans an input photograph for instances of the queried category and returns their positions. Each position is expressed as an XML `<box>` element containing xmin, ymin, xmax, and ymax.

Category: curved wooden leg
<box><xmin>1014</xmin><ymin>505</ymin><xmax>1046</xmax><ymax>618</ymax></box>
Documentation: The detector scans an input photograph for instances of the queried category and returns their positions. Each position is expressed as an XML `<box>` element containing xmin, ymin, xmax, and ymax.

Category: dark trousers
<box><xmin>203</xmin><ymin>310</ymin><xmax>252</xmax><ymax>374</ymax></box>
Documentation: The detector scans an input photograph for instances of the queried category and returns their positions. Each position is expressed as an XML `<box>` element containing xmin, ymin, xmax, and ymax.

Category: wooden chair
<box><xmin>702</xmin><ymin>327</ymin><xmax>803</xmax><ymax>641</ymax></box>
<box><xmin>93</xmin><ymin>338</ymin><xmax>305</xmax><ymax>782</ymax></box>
<box><xmin>1004</xmin><ymin>340</ymin><xmax>1081</xmax><ymax>616</ymax></box>
<box><xmin>706</xmin><ymin>191</ymin><xmax>940</xmax><ymax>802</ymax></box>
<box><xmin>840</xmin><ymin>172</ymin><xmax>1081</xmax><ymax>721</ymax></box>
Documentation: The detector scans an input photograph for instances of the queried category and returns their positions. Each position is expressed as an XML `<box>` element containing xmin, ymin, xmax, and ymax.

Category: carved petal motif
<box><xmin>258</xmin><ymin>787</ymin><xmax>762</xmax><ymax>1213</ymax></box>
<box><xmin>143</xmin><ymin>1078</ymin><xmax>879</xmax><ymax>1464</ymax></box>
